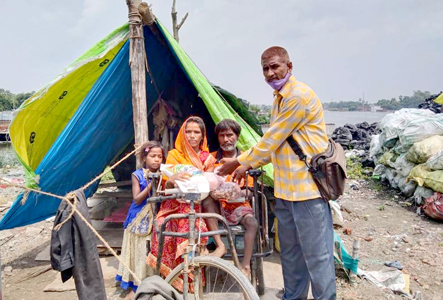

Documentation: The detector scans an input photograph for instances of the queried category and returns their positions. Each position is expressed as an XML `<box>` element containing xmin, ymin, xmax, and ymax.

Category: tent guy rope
<box><xmin>0</xmin><ymin>143</ymin><xmax>147</xmax><ymax>284</ymax></box>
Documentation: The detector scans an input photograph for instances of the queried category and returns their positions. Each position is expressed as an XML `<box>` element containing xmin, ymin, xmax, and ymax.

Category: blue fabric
<box><xmin>123</xmin><ymin>169</ymin><xmax>150</xmax><ymax>229</ymax></box>
<box><xmin>0</xmin><ymin>41</ymin><xmax>133</xmax><ymax>230</ymax></box>
<box><xmin>334</xmin><ymin>231</ymin><xmax>359</xmax><ymax>274</ymax></box>
<box><xmin>115</xmin><ymin>274</ymin><xmax>138</xmax><ymax>291</ymax></box>
<box><xmin>274</xmin><ymin>198</ymin><xmax>336</xmax><ymax>300</ymax></box>
<box><xmin>0</xmin><ymin>23</ymin><xmax>216</xmax><ymax>230</ymax></box>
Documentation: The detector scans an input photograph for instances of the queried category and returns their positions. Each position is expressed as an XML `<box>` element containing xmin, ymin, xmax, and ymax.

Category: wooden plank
<box><xmin>35</xmin><ymin>244</ymin><xmax>51</xmax><ymax>261</ymax></box>
<box><xmin>93</xmin><ymin>191</ymin><xmax>133</xmax><ymax>198</ymax></box>
<box><xmin>98</xmin><ymin>180</ymin><xmax>132</xmax><ymax>188</ymax></box>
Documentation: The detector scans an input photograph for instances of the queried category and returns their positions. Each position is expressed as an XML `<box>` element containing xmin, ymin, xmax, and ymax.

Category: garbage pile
<box><xmin>418</xmin><ymin>92</ymin><xmax>442</xmax><ymax>114</ymax></box>
<box><xmin>332</xmin><ymin>122</ymin><xmax>381</xmax><ymax>168</ymax></box>
<box><xmin>370</xmin><ymin>108</ymin><xmax>443</xmax><ymax>220</ymax></box>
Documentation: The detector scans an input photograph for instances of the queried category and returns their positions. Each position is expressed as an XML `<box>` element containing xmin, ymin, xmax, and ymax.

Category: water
<box><xmin>323</xmin><ymin>111</ymin><xmax>390</xmax><ymax>127</ymax></box>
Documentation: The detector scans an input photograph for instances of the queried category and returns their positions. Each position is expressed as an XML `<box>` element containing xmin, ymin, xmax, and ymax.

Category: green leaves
<box><xmin>0</xmin><ymin>89</ymin><xmax>34</xmax><ymax>111</ymax></box>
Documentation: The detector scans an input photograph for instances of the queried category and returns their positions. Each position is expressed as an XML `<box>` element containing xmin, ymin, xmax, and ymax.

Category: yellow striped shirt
<box><xmin>237</xmin><ymin>75</ymin><xmax>328</xmax><ymax>201</ymax></box>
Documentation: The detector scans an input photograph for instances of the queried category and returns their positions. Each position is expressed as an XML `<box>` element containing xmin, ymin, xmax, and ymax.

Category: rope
<box><xmin>81</xmin><ymin>144</ymin><xmax>143</xmax><ymax>191</ymax></box>
<box><xmin>0</xmin><ymin>177</ymin><xmax>142</xmax><ymax>284</ymax></box>
<box><xmin>0</xmin><ymin>143</ymin><xmax>147</xmax><ymax>284</ymax></box>
<box><xmin>53</xmin><ymin>192</ymin><xmax>77</xmax><ymax>231</ymax></box>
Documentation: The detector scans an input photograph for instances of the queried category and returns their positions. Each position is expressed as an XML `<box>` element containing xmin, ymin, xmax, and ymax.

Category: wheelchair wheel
<box><xmin>165</xmin><ymin>256</ymin><xmax>259</xmax><ymax>300</ymax></box>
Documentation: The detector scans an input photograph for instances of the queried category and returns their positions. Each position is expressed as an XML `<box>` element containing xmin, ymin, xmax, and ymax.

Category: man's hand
<box><xmin>231</xmin><ymin>165</ymin><xmax>251</xmax><ymax>183</ymax></box>
<box><xmin>217</xmin><ymin>157</ymin><xmax>240</xmax><ymax>176</ymax></box>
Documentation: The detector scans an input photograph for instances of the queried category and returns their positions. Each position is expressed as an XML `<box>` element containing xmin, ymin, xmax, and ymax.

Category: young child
<box><xmin>115</xmin><ymin>141</ymin><xmax>163</xmax><ymax>300</ymax></box>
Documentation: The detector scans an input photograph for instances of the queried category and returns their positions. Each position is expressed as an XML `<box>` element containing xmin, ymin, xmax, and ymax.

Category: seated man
<box><xmin>202</xmin><ymin>119</ymin><xmax>258</xmax><ymax>277</ymax></box>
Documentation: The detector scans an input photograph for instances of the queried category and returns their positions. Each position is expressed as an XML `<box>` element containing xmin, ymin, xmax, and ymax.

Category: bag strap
<box><xmin>286</xmin><ymin>135</ymin><xmax>312</xmax><ymax>169</ymax></box>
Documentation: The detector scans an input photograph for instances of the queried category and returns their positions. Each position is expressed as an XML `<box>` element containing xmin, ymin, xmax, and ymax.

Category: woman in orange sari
<box><xmin>146</xmin><ymin>116</ymin><xmax>216</xmax><ymax>282</ymax></box>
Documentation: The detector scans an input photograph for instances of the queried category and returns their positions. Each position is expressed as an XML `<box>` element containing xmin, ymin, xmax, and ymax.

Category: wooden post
<box><xmin>171</xmin><ymin>0</ymin><xmax>188</xmax><ymax>43</ymax></box>
<box><xmin>138</xmin><ymin>2</ymin><xmax>155</xmax><ymax>25</ymax></box>
<box><xmin>126</xmin><ymin>0</ymin><xmax>149</xmax><ymax>169</ymax></box>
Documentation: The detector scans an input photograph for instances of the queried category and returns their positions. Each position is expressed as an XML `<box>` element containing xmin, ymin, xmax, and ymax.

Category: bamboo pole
<box><xmin>126</xmin><ymin>0</ymin><xmax>149</xmax><ymax>169</ymax></box>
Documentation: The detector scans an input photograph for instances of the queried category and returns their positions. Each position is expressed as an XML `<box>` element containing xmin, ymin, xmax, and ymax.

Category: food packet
<box><xmin>210</xmin><ymin>182</ymin><xmax>242</xmax><ymax>200</ymax></box>
<box><xmin>204</xmin><ymin>172</ymin><xmax>225</xmax><ymax>191</ymax></box>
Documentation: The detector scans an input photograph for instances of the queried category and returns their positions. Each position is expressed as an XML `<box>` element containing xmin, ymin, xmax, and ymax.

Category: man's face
<box><xmin>261</xmin><ymin>55</ymin><xmax>292</xmax><ymax>82</ymax></box>
<box><xmin>218</xmin><ymin>128</ymin><xmax>238</xmax><ymax>152</ymax></box>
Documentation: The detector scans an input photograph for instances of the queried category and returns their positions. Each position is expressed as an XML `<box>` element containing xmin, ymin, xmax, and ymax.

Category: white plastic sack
<box><xmin>369</xmin><ymin>135</ymin><xmax>383</xmax><ymax>159</ymax></box>
<box><xmin>379</xmin><ymin>109</ymin><xmax>435</xmax><ymax>142</ymax></box>
<box><xmin>425</xmin><ymin>149</ymin><xmax>443</xmax><ymax>171</ymax></box>
<box><xmin>385</xmin><ymin>168</ymin><xmax>398</xmax><ymax>188</ymax></box>
<box><xmin>413</xmin><ymin>186</ymin><xmax>434</xmax><ymax>205</ymax></box>
<box><xmin>397</xmin><ymin>115</ymin><xmax>443</xmax><ymax>153</ymax></box>
<box><xmin>373</xmin><ymin>164</ymin><xmax>386</xmax><ymax>176</ymax></box>
<box><xmin>401</xmin><ymin>181</ymin><xmax>417</xmax><ymax>198</ymax></box>
<box><xmin>405</xmin><ymin>135</ymin><xmax>443</xmax><ymax>164</ymax></box>
<box><xmin>393</xmin><ymin>154</ymin><xmax>416</xmax><ymax>177</ymax></box>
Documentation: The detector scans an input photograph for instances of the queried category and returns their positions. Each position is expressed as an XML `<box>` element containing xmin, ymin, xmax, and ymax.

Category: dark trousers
<box><xmin>274</xmin><ymin>198</ymin><xmax>336</xmax><ymax>300</ymax></box>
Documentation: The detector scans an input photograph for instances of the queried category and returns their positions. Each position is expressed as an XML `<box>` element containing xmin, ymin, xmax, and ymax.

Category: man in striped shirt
<box><xmin>218</xmin><ymin>46</ymin><xmax>336</xmax><ymax>300</ymax></box>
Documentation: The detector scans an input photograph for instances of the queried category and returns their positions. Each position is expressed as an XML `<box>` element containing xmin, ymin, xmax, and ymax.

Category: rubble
<box><xmin>417</xmin><ymin>92</ymin><xmax>442</xmax><ymax>114</ymax></box>
<box><xmin>332</xmin><ymin>121</ymin><xmax>381</xmax><ymax>169</ymax></box>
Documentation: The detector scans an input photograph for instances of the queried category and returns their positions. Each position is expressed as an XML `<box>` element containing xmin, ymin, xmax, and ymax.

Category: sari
<box><xmin>146</xmin><ymin>118</ymin><xmax>216</xmax><ymax>287</ymax></box>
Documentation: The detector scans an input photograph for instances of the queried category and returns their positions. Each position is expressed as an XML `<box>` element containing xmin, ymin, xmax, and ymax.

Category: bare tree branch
<box><xmin>171</xmin><ymin>0</ymin><xmax>188</xmax><ymax>43</ymax></box>
<box><xmin>177</xmin><ymin>12</ymin><xmax>188</xmax><ymax>30</ymax></box>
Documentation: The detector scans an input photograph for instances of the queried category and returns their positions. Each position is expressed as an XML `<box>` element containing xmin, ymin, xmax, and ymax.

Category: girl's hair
<box><xmin>185</xmin><ymin>116</ymin><xmax>206</xmax><ymax>145</ymax></box>
<box><xmin>138</xmin><ymin>140</ymin><xmax>164</xmax><ymax>168</ymax></box>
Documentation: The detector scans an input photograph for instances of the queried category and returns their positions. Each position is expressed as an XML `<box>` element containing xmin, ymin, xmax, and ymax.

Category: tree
<box><xmin>257</xmin><ymin>115</ymin><xmax>270</xmax><ymax>124</ymax></box>
<box><xmin>0</xmin><ymin>89</ymin><xmax>34</xmax><ymax>111</ymax></box>
<box><xmin>249</xmin><ymin>104</ymin><xmax>260</xmax><ymax>114</ymax></box>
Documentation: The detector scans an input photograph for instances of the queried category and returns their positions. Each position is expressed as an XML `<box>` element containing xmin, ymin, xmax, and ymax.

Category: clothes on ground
<box><xmin>274</xmin><ymin>198</ymin><xmax>336</xmax><ymax>300</ymax></box>
<box><xmin>134</xmin><ymin>275</ymin><xmax>183</xmax><ymax>300</ymax></box>
<box><xmin>237</xmin><ymin>75</ymin><xmax>328</xmax><ymax>201</ymax></box>
<box><xmin>211</xmin><ymin>149</ymin><xmax>254</xmax><ymax>225</ymax></box>
<box><xmin>50</xmin><ymin>189</ymin><xmax>107</xmax><ymax>300</ymax></box>
<box><xmin>146</xmin><ymin>119</ymin><xmax>214</xmax><ymax>289</ymax></box>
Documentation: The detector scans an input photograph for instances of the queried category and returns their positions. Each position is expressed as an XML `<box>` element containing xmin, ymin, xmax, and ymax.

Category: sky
<box><xmin>0</xmin><ymin>0</ymin><xmax>442</xmax><ymax>105</ymax></box>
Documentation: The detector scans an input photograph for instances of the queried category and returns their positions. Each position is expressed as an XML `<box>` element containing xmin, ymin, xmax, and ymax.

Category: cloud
<box><xmin>69</xmin><ymin>0</ymin><xmax>108</xmax><ymax>36</ymax></box>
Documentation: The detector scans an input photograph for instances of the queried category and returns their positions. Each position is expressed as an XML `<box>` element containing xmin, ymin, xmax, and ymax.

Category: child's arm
<box><xmin>132</xmin><ymin>174</ymin><xmax>153</xmax><ymax>205</ymax></box>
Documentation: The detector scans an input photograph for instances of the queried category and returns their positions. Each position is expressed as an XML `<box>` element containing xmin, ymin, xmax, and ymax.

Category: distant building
<box><xmin>370</xmin><ymin>105</ymin><xmax>382</xmax><ymax>112</ymax></box>
<box><xmin>0</xmin><ymin>111</ymin><xmax>13</xmax><ymax>121</ymax></box>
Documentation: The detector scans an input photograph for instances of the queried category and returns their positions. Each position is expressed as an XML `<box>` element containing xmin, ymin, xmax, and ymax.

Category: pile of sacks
<box><xmin>370</xmin><ymin>109</ymin><xmax>443</xmax><ymax>220</ymax></box>
<box><xmin>332</xmin><ymin>122</ymin><xmax>381</xmax><ymax>167</ymax></box>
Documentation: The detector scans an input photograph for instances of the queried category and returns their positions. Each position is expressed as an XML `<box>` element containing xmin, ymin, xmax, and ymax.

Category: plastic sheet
<box><xmin>423</xmin><ymin>192</ymin><xmax>443</xmax><ymax>220</ymax></box>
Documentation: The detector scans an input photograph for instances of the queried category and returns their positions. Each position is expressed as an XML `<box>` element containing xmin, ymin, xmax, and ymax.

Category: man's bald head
<box><xmin>261</xmin><ymin>46</ymin><xmax>290</xmax><ymax>64</ymax></box>
<box><xmin>261</xmin><ymin>46</ymin><xmax>292</xmax><ymax>83</ymax></box>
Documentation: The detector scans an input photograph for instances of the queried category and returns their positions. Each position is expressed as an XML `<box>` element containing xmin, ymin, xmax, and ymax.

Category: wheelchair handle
<box><xmin>247</xmin><ymin>169</ymin><xmax>263</xmax><ymax>177</ymax></box>
<box><xmin>147</xmin><ymin>195</ymin><xmax>176</xmax><ymax>203</ymax></box>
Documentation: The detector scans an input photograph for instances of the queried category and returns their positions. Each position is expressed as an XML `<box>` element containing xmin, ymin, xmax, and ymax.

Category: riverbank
<box><xmin>0</xmin><ymin>163</ymin><xmax>442</xmax><ymax>299</ymax></box>
<box><xmin>324</xmin><ymin>111</ymin><xmax>390</xmax><ymax>128</ymax></box>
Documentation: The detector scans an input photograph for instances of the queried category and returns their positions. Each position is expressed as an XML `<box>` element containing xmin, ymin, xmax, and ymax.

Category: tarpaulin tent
<box><xmin>0</xmin><ymin>20</ymin><xmax>273</xmax><ymax>230</ymax></box>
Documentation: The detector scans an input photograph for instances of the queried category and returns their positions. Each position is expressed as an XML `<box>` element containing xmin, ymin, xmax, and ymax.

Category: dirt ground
<box><xmin>0</xmin><ymin>165</ymin><xmax>442</xmax><ymax>300</ymax></box>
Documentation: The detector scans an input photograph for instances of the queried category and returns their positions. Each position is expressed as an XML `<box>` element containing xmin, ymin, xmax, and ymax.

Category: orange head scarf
<box><xmin>166</xmin><ymin>117</ymin><xmax>216</xmax><ymax>171</ymax></box>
